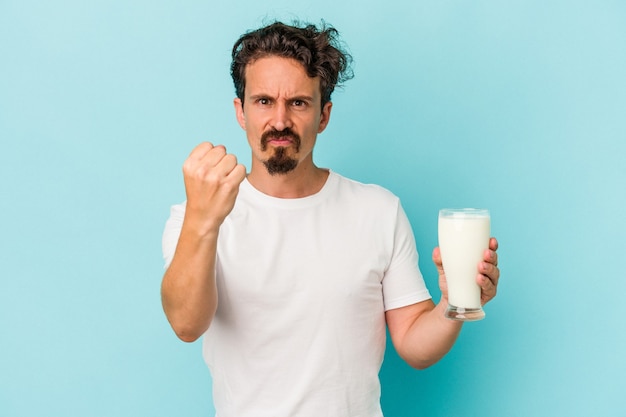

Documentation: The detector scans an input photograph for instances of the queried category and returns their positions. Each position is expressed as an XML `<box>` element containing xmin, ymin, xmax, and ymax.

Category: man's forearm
<box><xmin>161</xmin><ymin>226</ymin><xmax>219</xmax><ymax>342</ymax></box>
<box><xmin>398</xmin><ymin>301</ymin><xmax>463</xmax><ymax>369</ymax></box>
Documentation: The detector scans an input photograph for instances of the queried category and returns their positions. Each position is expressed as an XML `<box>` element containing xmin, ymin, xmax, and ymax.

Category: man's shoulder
<box><xmin>331</xmin><ymin>171</ymin><xmax>399</xmax><ymax>203</ymax></box>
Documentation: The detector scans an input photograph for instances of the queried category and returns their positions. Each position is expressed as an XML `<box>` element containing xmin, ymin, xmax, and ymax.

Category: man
<box><xmin>161</xmin><ymin>21</ymin><xmax>500</xmax><ymax>416</ymax></box>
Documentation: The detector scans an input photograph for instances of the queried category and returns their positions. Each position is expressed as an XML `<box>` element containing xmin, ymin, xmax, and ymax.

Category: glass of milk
<box><xmin>438</xmin><ymin>208</ymin><xmax>490</xmax><ymax>321</ymax></box>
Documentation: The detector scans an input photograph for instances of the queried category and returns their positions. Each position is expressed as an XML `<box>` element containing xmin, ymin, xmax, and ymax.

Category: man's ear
<box><xmin>317</xmin><ymin>101</ymin><xmax>333</xmax><ymax>133</ymax></box>
<box><xmin>234</xmin><ymin>98</ymin><xmax>246</xmax><ymax>130</ymax></box>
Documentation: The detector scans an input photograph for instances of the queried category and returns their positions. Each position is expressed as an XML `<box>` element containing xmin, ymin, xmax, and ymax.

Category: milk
<box><xmin>438</xmin><ymin>209</ymin><xmax>490</xmax><ymax>310</ymax></box>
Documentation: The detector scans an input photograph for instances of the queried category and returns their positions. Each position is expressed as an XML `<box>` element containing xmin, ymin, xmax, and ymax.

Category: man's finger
<box><xmin>199</xmin><ymin>145</ymin><xmax>228</xmax><ymax>168</ymax></box>
<box><xmin>483</xmin><ymin>248</ymin><xmax>498</xmax><ymax>267</ymax></box>
<box><xmin>188</xmin><ymin>142</ymin><xmax>215</xmax><ymax>160</ymax></box>
<box><xmin>478</xmin><ymin>260</ymin><xmax>500</xmax><ymax>286</ymax></box>
<box><xmin>228</xmin><ymin>164</ymin><xmax>247</xmax><ymax>184</ymax></box>
<box><xmin>431</xmin><ymin>247</ymin><xmax>445</xmax><ymax>274</ymax></box>
<box><xmin>478</xmin><ymin>273</ymin><xmax>497</xmax><ymax>303</ymax></box>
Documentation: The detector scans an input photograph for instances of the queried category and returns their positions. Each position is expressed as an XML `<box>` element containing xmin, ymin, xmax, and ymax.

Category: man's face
<box><xmin>234</xmin><ymin>56</ymin><xmax>332</xmax><ymax>175</ymax></box>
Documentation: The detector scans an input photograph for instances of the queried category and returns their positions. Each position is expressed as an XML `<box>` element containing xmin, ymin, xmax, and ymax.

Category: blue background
<box><xmin>1</xmin><ymin>1</ymin><xmax>625</xmax><ymax>416</ymax></box>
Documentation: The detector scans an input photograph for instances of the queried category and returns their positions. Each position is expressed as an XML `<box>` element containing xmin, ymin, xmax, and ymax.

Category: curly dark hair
<box><xmin>231</xmin><ymin>21</ymin><xmax>354</xmax><ymax>109</ymax></box>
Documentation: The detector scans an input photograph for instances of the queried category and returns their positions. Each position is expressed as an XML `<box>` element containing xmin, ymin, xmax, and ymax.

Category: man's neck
<box><xmin>247</xmin><ymin>162</ymin><xmax>329</xmax><ymax>199</ymax></box>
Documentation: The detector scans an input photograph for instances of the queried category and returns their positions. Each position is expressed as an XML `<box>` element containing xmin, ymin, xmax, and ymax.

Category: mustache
<box><xmin>260</xmin><ymin>128</ymin><xmax>301</xmax><ymax>149</ymax></box>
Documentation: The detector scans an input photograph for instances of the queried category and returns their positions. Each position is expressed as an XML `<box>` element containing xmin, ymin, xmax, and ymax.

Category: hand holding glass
<box><xmin>438</xmin><ymin>209</ymin><xmax>490</xmax><ymax>321</ymax></box>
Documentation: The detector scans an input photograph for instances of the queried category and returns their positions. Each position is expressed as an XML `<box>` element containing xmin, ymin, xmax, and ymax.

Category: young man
<box><xmin>161</xmin><ymin>21</ymin><xmax>500</xmax><ymax>416</ymax></box>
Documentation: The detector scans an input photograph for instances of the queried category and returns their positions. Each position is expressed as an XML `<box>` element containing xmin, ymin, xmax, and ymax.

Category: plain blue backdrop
<box><xmin>1</xmin><ymin>1</ymin><xmax>625</xmax><ymax>416</ymax></box>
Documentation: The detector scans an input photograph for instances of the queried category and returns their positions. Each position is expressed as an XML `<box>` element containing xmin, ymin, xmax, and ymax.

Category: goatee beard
<box><xmin>264</xmin><ymin>147</ymin><xmax>298</xmax><ymax>175</ymax></box>
<box><xmin>261</xmin><ymin>128</ymin><xmax>301</xmax><ymax>175</ymax></box>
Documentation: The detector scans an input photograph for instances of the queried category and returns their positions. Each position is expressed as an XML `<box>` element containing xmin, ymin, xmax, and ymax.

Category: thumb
<box><xmin>432</xmin><ymin>247</ymin><xmax>444</xmax><ymax>273</ymax></box>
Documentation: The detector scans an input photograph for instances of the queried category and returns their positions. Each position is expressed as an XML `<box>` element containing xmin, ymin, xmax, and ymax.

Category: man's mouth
<box><xmin>268</xmin><ymin>137</ymin><xmax>293</xmax><ymax>145</ymax></box>
<box><xmin>261</xmin><ymin>128</ymin><xmax>301</xmax><ymax>151</ymax></box>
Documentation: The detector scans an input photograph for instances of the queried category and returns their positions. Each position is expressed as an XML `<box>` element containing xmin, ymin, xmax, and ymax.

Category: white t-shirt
<box><xmin>162</xmin><ymin>171</ymin><xmax>431</xmax><ymax>417</ymax></box>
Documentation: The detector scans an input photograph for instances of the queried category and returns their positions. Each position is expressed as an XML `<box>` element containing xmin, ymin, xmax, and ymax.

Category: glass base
<box><xmin>445</xmin><ymin>305</ymin><xmax>485</xmax><ymax>321</ymax></box>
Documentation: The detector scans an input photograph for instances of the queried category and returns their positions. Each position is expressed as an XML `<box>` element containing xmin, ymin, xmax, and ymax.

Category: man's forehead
<box><xmin>244</xmin><ymin>56</ymin><xmax>321</xmax><ymax>98</ymax></box>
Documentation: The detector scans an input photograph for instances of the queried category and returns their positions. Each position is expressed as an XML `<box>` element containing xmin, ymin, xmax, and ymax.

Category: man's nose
<box><xmin>271</xmin><ymin>102</ymin><xmax>293</xmax><ymax>131</ymax></box>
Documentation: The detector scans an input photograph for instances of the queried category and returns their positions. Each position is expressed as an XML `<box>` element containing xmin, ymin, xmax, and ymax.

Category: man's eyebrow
<box><xmin>289</xmin><ymin>95</ymin><xmax>314</xmax><ymax>102</ymax></box>
<box><xmin>248</xmin><ymin>93</ymin><xmax>315</xmax><ymax>101</ymax></box>
<box><xmin>248</xmin><ymin>93</ymin><xmax>273</xmax><ymax>100</ymax></box>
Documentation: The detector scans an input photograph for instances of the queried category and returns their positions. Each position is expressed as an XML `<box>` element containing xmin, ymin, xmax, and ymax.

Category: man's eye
<box><xmin>259</xmin><ymin>98</ymin><xmax>269</xmax><ymax>105</ymax></box>
<box><xmin>293</xmin><ymin>100</ymin><xmax>305</xmax><ymax>107</ymax></box>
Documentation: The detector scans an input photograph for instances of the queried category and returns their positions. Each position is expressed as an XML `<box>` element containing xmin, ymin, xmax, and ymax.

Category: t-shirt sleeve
<box><xmin>162</xmin><ymin>203</ymin><xmax>186</xmax><ymax>269</ymax></box>
<box><xmin>381</xmin><ymin>202</ymin><xmax>432</xmax><ymax>311</ymax></box>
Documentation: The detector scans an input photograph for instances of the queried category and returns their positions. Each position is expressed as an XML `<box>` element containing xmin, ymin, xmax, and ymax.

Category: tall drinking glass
<box><xmin>438</xmin><ymin>208</ymin><xmax>490</xmax><ymax>321</ymax></box>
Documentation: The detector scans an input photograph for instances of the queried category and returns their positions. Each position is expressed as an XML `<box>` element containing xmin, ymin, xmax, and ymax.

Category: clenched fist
<box><xmin>182</xmin><ymin>142</ymin><xmax>247</xmax><ymax>234</ymax></box>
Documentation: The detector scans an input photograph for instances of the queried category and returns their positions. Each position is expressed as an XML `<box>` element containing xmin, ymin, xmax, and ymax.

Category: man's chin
<box><xmin>263</xmin><ymin>157</ymin><xmax>298</xmax><ymax>175</ymax></box>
